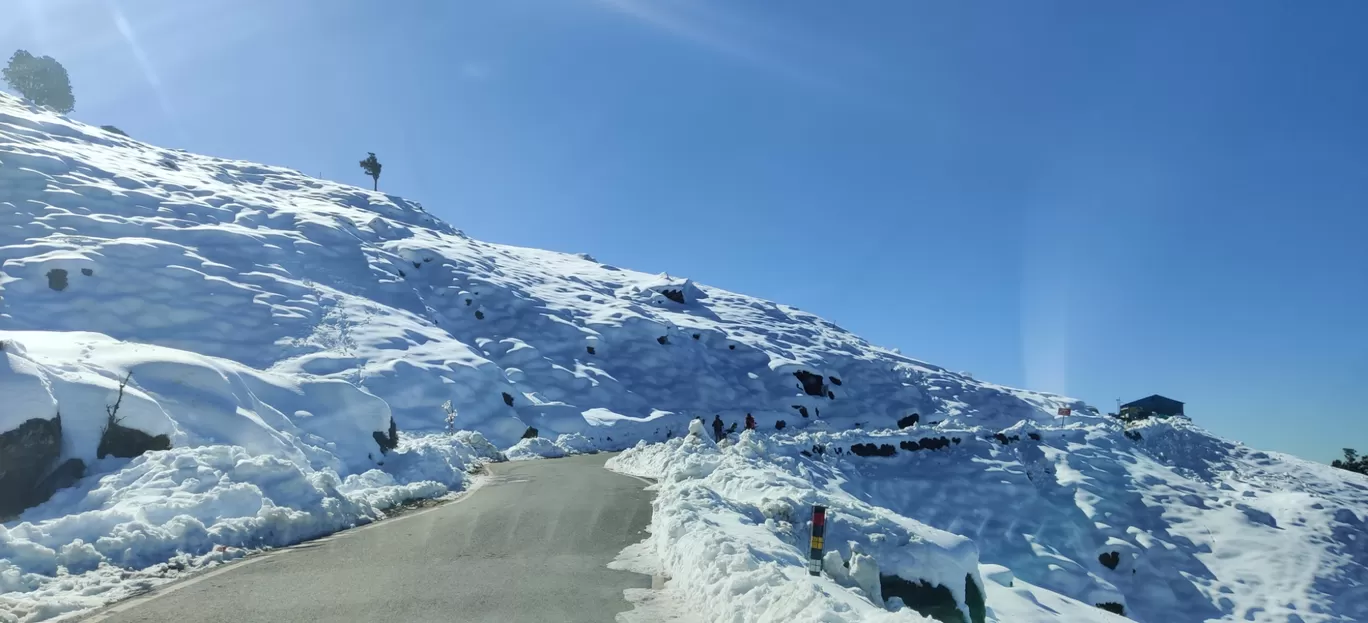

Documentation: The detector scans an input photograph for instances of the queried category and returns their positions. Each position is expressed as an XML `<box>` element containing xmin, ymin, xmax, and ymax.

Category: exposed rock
<box><xmin>1096</xmin><ymin>602</ymin><xmax>1125</xmax><ymax>616</ymax></box>
<box><xmin>794</xmin><ymin>370</ymin><xmax>826</xmax><ymax>396</ymax></box>
<box><xmin>827</xmin><ymin>390</ymin><xmax>835</xmax><ymax>400</ymax></box>
<box><xmin>372</xmin><ymin>418</ymin><xmax>399</xmax><ymax>454</ymax></box>
<box><xmin>827</xmin><ymin>376</ymin><xmax>842</xmax><ymax>386</ymax></box>
<box><xmin>880</xmin><ymin>573</ymin><xmax>986</xmax><ymax>623</ymax></box>
<box><xmin>47</xmin><ymin>268</ymin><xmax>68</xmax><ymax>291</ymax></box>
<box><xmin>0</xmin><ymin>416</ymin><xmax>62</xmax><ymax>518</ymax></box>
<box><xmin>81</xmin><ymin>268</ymin><xmax>93</xmax><ymax>276</ymax></box>
<box><xmin>692</xmin><ymin>333</ymin><xmax>700</xmax><ymax>340</ymax></box>
<box><xmin>775</xmin><ymin>420</ymin><xmax>786</xmax><ymax>430</ymax></box>
<box><xmin>1124</xmin><ymin>430</ymin><xmax>1143</xmax><ymax>442</ymax></box>
<box><xmin>32</xmin><ymin>458</ymin><xmax>85</xmax><ymax>505</ymax></box>
<box><xmin>897</xmin><ymin>413</ymin><xmax>921</xmax><ymax>429</ymax></box>
<box><xmin>661</xmin><ymin>289</ymin><xmax>686</xmax><ymax>304</ymax></box>
<box><xmin>1099</xmin><ymin>551</ymin><xmax>1121</xmax><ymax>570</ymax></box>
<box><xmin>474</xmin><ymin>310</ymin><xmax>485</xmax><ymax>320</ymax></box>
<box><xmin>502</xmin><ymin>392</ymin><xmax>515</xmax><ymax>407</ymax></box>
<box><xmin>993</xmin><ymin>433</ymin><xmax>1020</xmax><ymax>445</ymax></box>
<box><xmin>728</xmin><ymin>344</ymin><xmax>735</xmax><ymax>350</ymax></box>
<box><xmin>586</xmin><ymin>346</ymin><xmax>595</xmax><ymax>355</ymax></box>
<box><xmin>851</xmin><ymin>443</ymin><xmax>897</xmax><ymax>457</ymax></box>
<box><xmin>657</xmin><ymin>336</ymin><xmax>669</xmax><ymax>345</ymax></box>
<box><xmin>521</xmin><ymin>426</ymin><xmax>539</xmax><ymax>439</ymax></box>
<box><xmin>1027</xmin><ymin>432</ymin><xmax>1041</xmax><ymax>441</ymax></box>
<box><xmin>98</xmin><ymin>419</ymin><xmax>171</xmax><ymax>459</ymax></box>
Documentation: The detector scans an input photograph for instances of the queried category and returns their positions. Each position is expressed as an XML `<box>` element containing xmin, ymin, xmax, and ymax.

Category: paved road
<box><xmin>85</xmin><ymin>453</ymin><xmax>654</xmax><ymax>623</ymax></box>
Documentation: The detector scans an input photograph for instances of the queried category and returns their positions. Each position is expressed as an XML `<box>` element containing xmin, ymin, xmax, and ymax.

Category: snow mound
<box><xmin>611</xmin><ymin>419</ymin><xmax>1368</xmax><ymax>623</ymax></box>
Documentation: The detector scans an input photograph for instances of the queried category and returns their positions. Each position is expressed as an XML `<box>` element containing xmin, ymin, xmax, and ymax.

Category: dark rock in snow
<box><xmin>897</xmin><ymin>413</ymin><xmax>921</xmax><ymax>429</ymax></box>
<box><xmin>521</xmin><ymin>426</ymin><xmax>539</xmax><ymax>439</ymax></box>
<box><xmin>1096</xmin><ymin>603</ymin><xmax>1125</xmax><ymax>616</ymax></box>
<box><xmin>657</xmin><ymin>336</ymin><xmax>669</xmax><ymax>345</ymax></box>
<box><xmin>850</xmin><ymin>443</ymin><xmax>897</xmax><ymax>457</ymax></box>
<box><xmin>502</xmin><ymin>392</ymin><xmax>515</xmax><ymax>407</ymax></box>
<box><xmin>901</xmin><ymin>440</ymin><xmax>922</xmax><ymax>452</ymax></box>
<box><xmin>692</xmin><ymin>333</ymin><xmax>700</xmax><ymax>340</ymax></box>
<box><xmin>993</xmin><ymin>433</ymin><xmax>1020</xmax><ymax>446</ymax></box>
<box><xmin>47</xmin><ymin>268</ymin><xmax>68</xmax><ymax>291</ymax></box>
<box><xmin>1124</xmin><ymin>430</ymin><xmax>1143</xmax><ymax>442</ymax></box>
<box><xmin>775</xmin><ymin>420</ymin><xmax>786</xmax><ymax>430</ymax></box>
<box><xmin>1099</xmin><ymin>551</ymin><xmax>1121</xmax><ymax>570</ymax></box>
<box><xmin>660</xmin><ymin>289</ymin><xmax>686</xmax><ymax>304</ymax></box>
<box><xmin>791</xmin><ymin>405</ymin><xmax>809</xmax><ymax>418</ymax></box>
<box><xmin>828</xmin><ymin>376</ymin><xmax>842</xmax><ymax>386</ymax></box>
<box><xmin>586</xmin><ymin>346</ymin><xmax>595</xmax><ymax>355</ymax></box>
<box><xmin>98</xmin><ymin>419</ymin><xmax>171</xmax><ymax>459</ymax></box>
<box><xmin>81</xmin><ymin>268</ymin><xmax>93</xmax><ymax>276</ymax></box>
<box><xmin>827</xmin><ymin>390</ymin><xmax>835</xmax><ymax>400</ymax></box>
<box><xmin>1028</xmin><ymin>432</ymin><xmax>1041</xmax><ymax>441</ymax></box>
<box><xmin>372</xmin><ymin>418</ymin><xmax>399</xmax><ymax>454</ymax></box>
<box><xmin>793</xmin><ymin>370</ymin><xmax>826</xmax><ymax>396</ymax></box>
<box><xmin>880</xmin><ymin>573</ymin><xmax>986</xmax><ymax>623</ymax></box>
<box><xmin>728</xmin><ymin>344</ymin><xmax>735</xmax><ymax>350</ymax></box>
<box><xmin>474</xmin><ymin>310</ymin><xmax>485</xmax><ymax>320</ymax></box>
<box><xmin>32</xmin><ymin>458</ymin><xmax>85</xmax><ymax>505</ymax></box>
<box><xmin>952</xmin><ymin>437</ymin><xmax>961</xmax><ymax>445</ymax></box>
<box><xmin>0</xmin><ymin>416</ymin><xmax>62</xmax><ymax>518</ymax></box>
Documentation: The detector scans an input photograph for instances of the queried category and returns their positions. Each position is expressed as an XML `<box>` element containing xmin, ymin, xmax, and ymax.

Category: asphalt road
<box><xmin>84</xmin><ymin>453</ymin><xmax>655</xmax><ymax>623</ymax></box>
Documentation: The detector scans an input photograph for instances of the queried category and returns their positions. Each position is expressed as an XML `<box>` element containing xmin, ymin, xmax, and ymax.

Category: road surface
<box><xmin>84</xmin><ymin>453</ymin><xmax>654</xmax><ymax>623</ymax></box>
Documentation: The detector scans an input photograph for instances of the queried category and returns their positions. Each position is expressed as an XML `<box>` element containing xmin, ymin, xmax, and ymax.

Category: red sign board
<box><xmin>1057</xmin><ymin>407</ymin><xmax>1072</xmax><ymax>416</ymax></box>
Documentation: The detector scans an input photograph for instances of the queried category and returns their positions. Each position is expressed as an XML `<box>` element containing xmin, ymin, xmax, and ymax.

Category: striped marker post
<box><xmin>808</xmin><ymin>505</ymin><xmax>826</xmax><ymax>576</ymax></box>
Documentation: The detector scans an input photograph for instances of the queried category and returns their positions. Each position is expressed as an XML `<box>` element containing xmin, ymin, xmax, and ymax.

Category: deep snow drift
<box><xmin>1</xmin><ymin>92</ymin><xmax>1365</xmax><ymax>623</ymax></box>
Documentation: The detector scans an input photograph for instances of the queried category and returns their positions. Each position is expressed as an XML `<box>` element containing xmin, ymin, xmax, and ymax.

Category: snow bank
<box><xmin>0</xmin><ymin>332</ymin><xmax>501</xmax><ymax>622</ymax></box>
<box><xmin>611</xmin><ymin>419</ymin><xmax>1368</xmax><ymax>623</ymax></box>
<box><xmin>609</xmin><ymin>431</ymin><xmax>985</xmax><ymax>623</ymax></box>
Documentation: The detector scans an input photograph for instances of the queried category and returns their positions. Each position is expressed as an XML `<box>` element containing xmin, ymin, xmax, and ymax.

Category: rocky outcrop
<box><xmin>850</xmin><ymin>443</ymin><xmax>897</xmax><ymax>457</ymax></box>
<box><xmin>98</xmin><ymin>418</ymin><xmax>172</xmax><ymax>459</ymax></box>
<box><xmin>897</xmin><ymin>413</ymin><xmax>920</xmax><ymax>429</ymax></box>
<box><xmin>880</xmin><ymin>573</ymin><xmax>986</xmax><ymax>623</ymax></box>
<box><xmin>0</xmin><ymin>416</ymin><xmax>63</xmax><ymax>518</ymax></box>
<box><xmin>372</xmin><ymin>417</ymin><xmax>400</xmax><ymax>454</ymax></box>
<box><xmin>794</xmin><ymin>371</ymin><xmax>827</xmax><ymax>397</ymax></box>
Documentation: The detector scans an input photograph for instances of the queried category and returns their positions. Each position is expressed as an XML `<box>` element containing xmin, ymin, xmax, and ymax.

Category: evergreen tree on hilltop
<box><xmin>3</xmin><ymin>50</ymin><xmax>75</xmax><ymax>113</ymax></box>
<box><xmin>359</xmin><ymin>152</ymin><xmax>382</xmax><ymax>191</ymax></box>
<box><xmin>1332</xmin><ymin>448</ymin><xmax>1368</xmax><ymax>476</ymax></box>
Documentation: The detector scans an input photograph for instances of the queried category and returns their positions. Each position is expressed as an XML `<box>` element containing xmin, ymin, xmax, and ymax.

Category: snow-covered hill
<box><xmin>1</xmin><ymin>92</ymin><xmax>1364</xmax><ymax>623</ymax></box>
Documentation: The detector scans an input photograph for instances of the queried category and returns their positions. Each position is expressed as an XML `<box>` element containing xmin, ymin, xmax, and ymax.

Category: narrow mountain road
<box><xmin>84</xmin><ymin>453</ymin><xmax>655</xmax><ymax>623</ymax></box>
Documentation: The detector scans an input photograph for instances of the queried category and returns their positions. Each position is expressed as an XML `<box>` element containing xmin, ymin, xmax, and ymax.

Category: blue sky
<box><xmin>6</xmin><ymin>0</ymin><xmax>1365</xmax><ymax>462</ymax></box>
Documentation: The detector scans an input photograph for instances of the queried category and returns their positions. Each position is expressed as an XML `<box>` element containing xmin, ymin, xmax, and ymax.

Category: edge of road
<box><xmin>76</xmin><ymin>464</ymin><xmax>497</xmax><ymax>622</ymax></box>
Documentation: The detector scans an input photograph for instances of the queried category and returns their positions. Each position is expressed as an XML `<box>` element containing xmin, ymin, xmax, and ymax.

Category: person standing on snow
<box><xmin>745</xmin><ymin>413</ymin><xmax>757</xmax><ymax>431</ymax></box>
<box><xmin>712</xmin><ymin>415</ymin><xmax>725</xmax><ymax>442</ymax></box>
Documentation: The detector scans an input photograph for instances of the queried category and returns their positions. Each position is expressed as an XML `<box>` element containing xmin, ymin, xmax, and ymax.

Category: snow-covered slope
<box><xmin>1</xmin><ymin>92</ymin><xmax>1365</xmax><ymax>623</ymax></box>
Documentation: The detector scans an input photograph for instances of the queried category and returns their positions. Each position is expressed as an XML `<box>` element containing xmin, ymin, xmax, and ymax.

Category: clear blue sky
<box><xmin>7</xmin><ymin>1</ymin><xmax>1365</xmax><ymax>463</ymax></box>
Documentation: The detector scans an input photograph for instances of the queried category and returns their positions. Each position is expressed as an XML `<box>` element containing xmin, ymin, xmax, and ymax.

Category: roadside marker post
<box><xmin>808</xmin><ymin>505</ymin><xmax>826</xmax><ymax>576</ymax></box>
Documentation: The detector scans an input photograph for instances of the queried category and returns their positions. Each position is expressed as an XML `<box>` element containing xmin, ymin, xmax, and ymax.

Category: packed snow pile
<box><xmin>0</xmin><ymin>332</ymin><xmax>501</xmax><ymax>621</ymax></box>
<box><xmin>609</xmin><ymin>417</ymin><xmax>1368</xmax><ymax>622</ymax></box>
<box><xmin>1</xmin><ymin>93</ymin><xmax>1365</xmax><ymax>623</ymax></box>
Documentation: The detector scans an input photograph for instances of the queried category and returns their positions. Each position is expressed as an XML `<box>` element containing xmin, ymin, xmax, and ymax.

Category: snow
<box><xmin>609</xmin><ymin>421</ymin><xmax>1368</xmax><ymax>623</ymax></box>
<box><xmin>2</xmin><ymin>91</ymin><xmax>1366</xmax><ymax>623</ymax></box>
